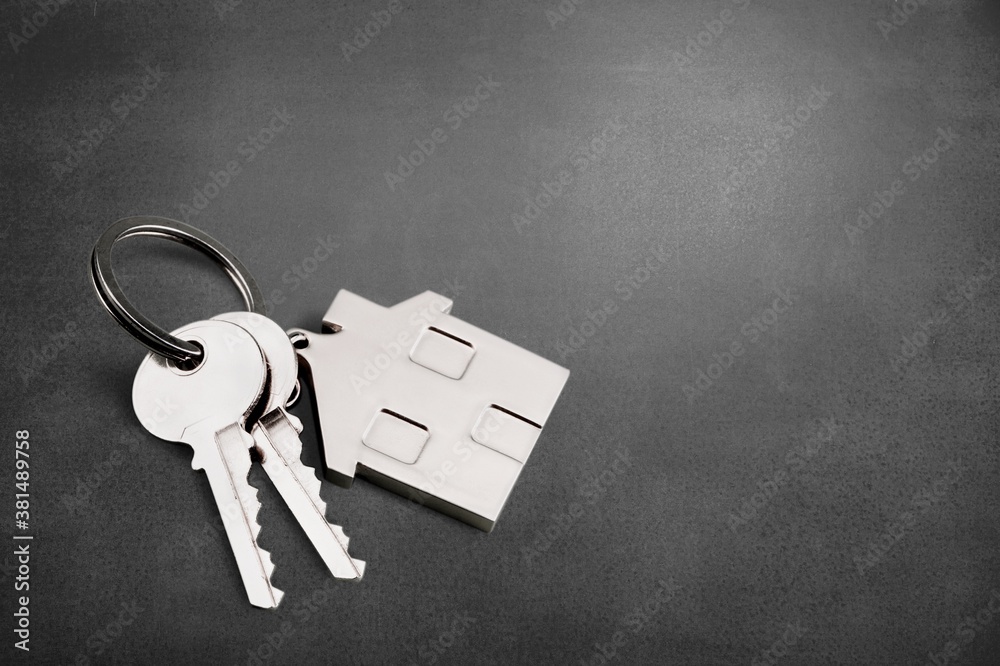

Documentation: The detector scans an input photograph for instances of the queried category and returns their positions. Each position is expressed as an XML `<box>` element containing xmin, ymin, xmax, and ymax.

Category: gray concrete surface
<box><xmin>2</xmin><ymin>0</ymin><xmax>999</xmax><ymax>664</ymax></box>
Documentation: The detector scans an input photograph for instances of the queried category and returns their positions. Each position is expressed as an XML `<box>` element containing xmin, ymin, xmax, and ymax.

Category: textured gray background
<box><xmin>2</xmin><ymin>0</ymin><xmax>999</xmax><ymax>664</ymax></box>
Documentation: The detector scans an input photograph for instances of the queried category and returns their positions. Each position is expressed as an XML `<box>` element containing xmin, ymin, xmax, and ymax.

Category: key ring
<box><xmin>91</xmin><ymin>216</ymin><xmax>264</xmax><ymax>365</ymax></box>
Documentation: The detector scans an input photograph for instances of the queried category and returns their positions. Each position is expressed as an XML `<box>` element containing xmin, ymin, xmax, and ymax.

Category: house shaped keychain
<box><xmin>289</xmin><ymin>290</ymin><xmax>570</xmax><ymax>531</ymax></box>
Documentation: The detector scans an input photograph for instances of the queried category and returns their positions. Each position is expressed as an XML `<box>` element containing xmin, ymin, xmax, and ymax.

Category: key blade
<box><xmin>133</xmin><ymin>320</ymin><xmax>284</xmax><ymax>610</ymax></box>
<box><xmin>191</xmin><ymin>423</ymin><xmax>285</xmax><ymax>608</ymax></box>
<box><xmin>254</xmin><ymin>411</ymin><xmax>365</xmax><ymax>580</ymax></box>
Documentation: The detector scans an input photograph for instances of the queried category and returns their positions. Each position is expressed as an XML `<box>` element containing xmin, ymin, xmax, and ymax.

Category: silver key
<box><xmin>214</xmin><ymin>312</ymin><xmax>365</xmax><ymax>581</ymax></box>
<box><xmin>132</xmin><ymin>319</ymin><xmax>283</xmax><ymax>608</ymax></box>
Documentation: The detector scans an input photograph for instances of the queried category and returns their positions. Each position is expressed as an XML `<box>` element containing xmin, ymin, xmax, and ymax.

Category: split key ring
<box><xmin>90</xmin><ymin>216</ymin><xmax>265</xmax><ymax>365</ymax></box>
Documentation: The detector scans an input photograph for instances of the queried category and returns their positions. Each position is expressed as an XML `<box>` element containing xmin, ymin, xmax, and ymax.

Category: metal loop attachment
<box><xmin>90</xmin><ymin>216</ymin><xmax>264</xmax><ymax>364</ymax></box>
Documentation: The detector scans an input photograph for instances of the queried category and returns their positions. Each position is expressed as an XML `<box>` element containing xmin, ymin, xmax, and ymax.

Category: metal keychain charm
<box><xmin>289</xmin><ymin>290</ymin><xmax>569</xmax><ymax>532</ymax></box>
<box><xmin>92</xmin><ymin>214</ymin><xmax>569</xmax><ymax>606</ymax></box>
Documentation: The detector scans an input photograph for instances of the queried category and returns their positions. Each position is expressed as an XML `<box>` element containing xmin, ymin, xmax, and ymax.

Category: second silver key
<box><xmin>215</xmin><ymin>311</ymin><xmax>365</xmax><ymax>581</ymax></box>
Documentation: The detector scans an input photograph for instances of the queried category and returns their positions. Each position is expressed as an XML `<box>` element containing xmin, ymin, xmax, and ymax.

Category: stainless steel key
<box><xmin>132</xmin><ymin>319</ymin><xmax>283</xmax><ymax>608</ymax></box>
<box><xmin>214</xmin><ymin>312</ymin><xmax>365</xmax><ymax>581</ymax></box>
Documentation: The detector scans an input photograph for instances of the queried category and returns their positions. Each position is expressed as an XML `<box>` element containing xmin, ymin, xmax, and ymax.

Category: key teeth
<box><xmin>240</xmin><ymin>487</ymin><xmax>268</xmax><ymax>562</ymax></box>
<box><xmin>295</xmin><ymin>460</ymin><xmax>325</xmax><ymax>508</ymax></box>
<box><xmin>256</xmin><ymin>414</ymin><xmax>365</xmax><ymax>581</ymax></box>
<box><xmin>232</xmin><ymin>437</ymin><xmax>284</xmax><ymax>603</ymax></box>
<box><xmin>289</xmin><ymin>457</ymin><xmax>365</xmax><ymax>580</ymax></box>
<box><xmin>248</xmin><ymin>548</ymin><xmax>284</xmax><ymax>609</ymax></box>
<box><xmin>217</xmin><ymin>427</ymin><xmax>284</xmax><ymax>608</ymax></box>
<box><xmin>276</xmin><ymin>441</ymin><xmax>330</xmax><ymax>519</ymax></box>
<box><xmin>254</xmin><ymin>410</ymin><xmax>365</xmax><ymax>580</ymax></box>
